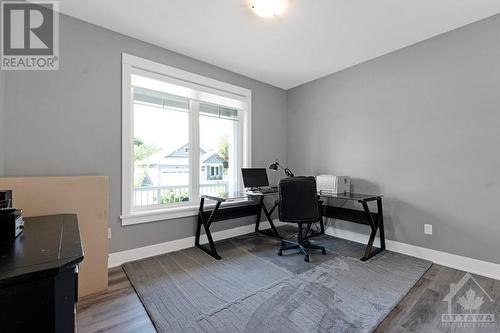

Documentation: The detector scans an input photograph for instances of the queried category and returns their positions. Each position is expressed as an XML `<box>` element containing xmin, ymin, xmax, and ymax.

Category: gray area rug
<box><xmin>123</xmin><ymin>228</ymin><xmax>432</xmax><ymax>333</ymax></box>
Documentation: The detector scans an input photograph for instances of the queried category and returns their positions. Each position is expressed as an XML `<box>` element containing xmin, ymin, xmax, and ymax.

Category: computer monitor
<box><xmin>0</xmin><ymin>190</ymin><xmax>12</xmax><ymax>208</ymax></box>
<box><xmin>0</xmin><ymin>200</ymin><xmax>11</xmax><ymax>209</ymax></box>
<box><xmin>242</xmin><ymin>168</ymin><xmax>269</xmax><ymax>188</ymax></box>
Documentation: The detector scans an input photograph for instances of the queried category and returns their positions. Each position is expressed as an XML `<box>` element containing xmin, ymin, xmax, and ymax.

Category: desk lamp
<box><xmin>269</xmin><ymin>159</ymin><xmax>294</xmax><ymax>177</ymax></box>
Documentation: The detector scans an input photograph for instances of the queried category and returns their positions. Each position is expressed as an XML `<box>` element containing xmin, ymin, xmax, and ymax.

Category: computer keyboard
<box><xmin>256</xmin><ymin>187</ymin><xmax>278</xmax><ymax>194</ymax></box>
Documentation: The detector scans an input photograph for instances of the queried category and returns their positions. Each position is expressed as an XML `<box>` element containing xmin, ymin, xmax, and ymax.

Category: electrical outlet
<box><xmin>424</xmin><ymin>224</ymin><xmax>433</xmax><ymax>235</ymax></box>
<box><xmin>108</xmin><ymin>227</ymin><xmax>112</xmax><ymax>239</ymax></box>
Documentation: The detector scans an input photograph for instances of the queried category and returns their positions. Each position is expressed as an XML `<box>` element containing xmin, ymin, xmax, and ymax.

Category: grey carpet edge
<box><xmin>368</xmin><ymin>259</ymin><xmax>432</xmax><ymax>332</ymax></box>
<box><xmin>122</xmin><ymin>260</ymin><xmax>162</xmax><ymax>333</ymax></box>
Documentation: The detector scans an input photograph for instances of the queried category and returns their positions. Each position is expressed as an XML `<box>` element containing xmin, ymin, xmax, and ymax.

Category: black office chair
<box><xmin>276</xmin><ymin>176</ymin><xmax>326</xmax><ymax>262</ymax></box>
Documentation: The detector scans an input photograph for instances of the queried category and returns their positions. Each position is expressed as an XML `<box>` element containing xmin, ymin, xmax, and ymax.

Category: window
<box><xmin>199</xmin><ymin>103</ymin><xmax>238</xmax><ymax>187</ymax></box>
<box><xmin>122</xmin><ymin>54</ymin><xmax>251</xmax><ymax>225</ymax></box>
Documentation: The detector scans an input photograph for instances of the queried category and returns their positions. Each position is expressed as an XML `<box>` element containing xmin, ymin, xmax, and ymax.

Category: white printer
<box><xmin>316</xmin><ymin>175</ymin><xmax>351</xmax><ymax>194</ymax></box>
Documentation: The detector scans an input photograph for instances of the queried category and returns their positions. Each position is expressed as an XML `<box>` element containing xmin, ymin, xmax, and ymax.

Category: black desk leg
<box><xmin>318</xmin><ymin>202</ymin><xmax>325</xmax><ymax>234</ymax></box>
<box><xmin>195</xmin><ymin>198</ymin><xmax>222</xmax><ymax>260</ymax></box>
<box><xmin>360</xmin><ymin>197</ymin><xmax>386</xmax><ymax>261</ymax></box>
<box><xmin>304</xmin><ymin>202</ymin><xmax>325</xmax><ymax>239</ymax></box>
<box><xmin>377</xmin><ymin>198</ymin><xmax>386</xmax><ymax>250</ymax></box>
<box><xmin>255</xmin><ymin>196</ymin><xmax>280</xmax><ymax>238</ymax></box>
<box><xmin>254</xmin><ymin>196</ymin><xmax>263</xmax><ymax>232</ymax></box>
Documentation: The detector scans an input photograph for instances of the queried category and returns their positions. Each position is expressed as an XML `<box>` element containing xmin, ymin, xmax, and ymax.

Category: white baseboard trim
<box><xmin>109</xmin><ymin>221</ymin><xmax>500</xmax><ymax>281</ymax></box>
<box><xmin>325</xmin><ymin>226</ymin><xmax>500</xmax><ymax>281</ymax></box>
<box><xmin>108</xmin><ymin>220</ymin><xmax>286</xmax><ymax>268</ymax></box>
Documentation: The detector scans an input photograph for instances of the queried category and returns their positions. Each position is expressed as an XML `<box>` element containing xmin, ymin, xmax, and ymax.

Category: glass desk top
<box><xmin>317</xmin><ymin>191</ymin><xmax>381</xmax><ymax>201</ymax></box>
<box><xmin>201</xmin><ymin>191</ymin><xmax>251</xmax><ymax>202</ymax></box>
<box><xmin>202</xmin><ymin>191</ymin><xmax>381</xmax><ymax>202</ymax></box>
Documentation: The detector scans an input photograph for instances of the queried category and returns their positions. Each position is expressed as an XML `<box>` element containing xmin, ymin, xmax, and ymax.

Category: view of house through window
<box><xmin>132</xmin><ymin>75</ymin><xmax>239</xmax><ymax>209</ymax></box>
<box><xmin>199</xmin><ymin>103</ymin><xmax>238</xmax><ymax>196</ymax></box>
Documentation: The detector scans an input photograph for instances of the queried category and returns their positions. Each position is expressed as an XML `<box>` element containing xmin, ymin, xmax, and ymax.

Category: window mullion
<box><xmin>189</xmin><ymin>101</ymin><xmax>200</xmax><ymax>203</ymax></box>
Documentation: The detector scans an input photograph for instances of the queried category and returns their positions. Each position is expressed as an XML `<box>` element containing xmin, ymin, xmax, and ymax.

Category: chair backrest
<box><xmin>278</xmin><ymin>176</ymin><xmax>319</xmax><ymax>223</ymax></box>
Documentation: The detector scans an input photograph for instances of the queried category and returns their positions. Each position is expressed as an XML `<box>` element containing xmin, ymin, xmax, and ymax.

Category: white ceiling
<box><xmin>57</xmin><ymin>0</ymin><xmax>500</xmax><ymax>90</ymax></box>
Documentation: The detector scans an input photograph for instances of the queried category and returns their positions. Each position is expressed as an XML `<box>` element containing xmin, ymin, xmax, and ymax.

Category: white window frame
<box><xmin>121</xmin><ymin>53</ymin><xmax>252</xmax><ymax>225</ymax></box>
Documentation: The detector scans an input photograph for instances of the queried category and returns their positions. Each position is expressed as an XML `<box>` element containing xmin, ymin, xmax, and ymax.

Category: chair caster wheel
<box><xmin>304</xmin><ymin>255</ymin><xmax>310</xmax><ymax>262</ymax></box>
<box><xmin>278</xmin><ymin>250</ymin><xmax>282</xmax><ymax>256</ymax></box>
<box><xmin>322</xmin><ymin>249</ymin><xmax>326</xmax><ymax>255</ymax></box>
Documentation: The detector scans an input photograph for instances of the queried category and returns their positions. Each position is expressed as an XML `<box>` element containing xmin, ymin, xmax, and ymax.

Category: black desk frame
<box><xmin>195</xmin><ymin>195</ymin><xmax>281</xmax><ymax>260</ymax></box>
<box><xmin>254</xmin><ymin>196</ymin><xmax>280</xmax><ymax>238</ymax></box>
<box><xmin>195</xmin><ymin>193</ymin><xmax>385</xmax><ymax>262</ymax></box>
<box><xmin>195</xmin><ymin>198</ymin><xmax>223</xmax><ymax>260</ymax></box>
<box><xmin>321</xmin><ymin>196</ymin><xmax>385</xmax><ymax>261</ymax></box>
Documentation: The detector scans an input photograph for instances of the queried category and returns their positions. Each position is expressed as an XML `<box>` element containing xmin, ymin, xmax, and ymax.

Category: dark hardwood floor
<box><xmin>77</xmin><ymin>267</ymin><xmax>155</xmax><ymax>333</ymax></box>
<box><xmin>77</xmin><ymin>264</ymin><xmax>500</xmax><ymax>333</ymax></box>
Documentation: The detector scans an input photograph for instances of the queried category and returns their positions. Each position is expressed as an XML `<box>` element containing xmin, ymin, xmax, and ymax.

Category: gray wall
<box><xmin>287</xmin><ymin>14</ymin><xmax>500</xmax><ymax>264</ymax></box>
<box><xmin>3</xmin><ymin>14</ymin><xmax>287</xmax><ymax>253</ymax></box>
<box><xmin>5</xmin><ymin>9</ymin><xmax>499</xmax><ymax>263</ymax></box>
<box><xmin>0</xmin><ymin>70</ymin><xmax>4</xmax><ymax>176</ymax></box>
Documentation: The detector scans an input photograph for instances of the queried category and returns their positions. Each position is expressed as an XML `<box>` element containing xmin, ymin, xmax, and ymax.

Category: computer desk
<box><xmin>195</xmin><ymin>191</ymin><xmax>281</xmax><ymax>260</ymax></box>
<box><xmin>244</xmin><ymin>190</ymin><xmax>282</xmax><ymax>238</ymax></box>
<box><xmin>195</xmin><ymin>190</ymin><xmax>385</xmax><ymax>261</ymax></box>
<box><xmin>318</xmin><ymin>191</ymin><xmax>386</xmax><ymax>261</ymax></box>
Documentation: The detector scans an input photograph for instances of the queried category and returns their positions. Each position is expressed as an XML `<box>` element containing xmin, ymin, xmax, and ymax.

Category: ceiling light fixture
<box><xmin>251</xmin><ymin>0</ymin><xmax>287</xmax><ymax>18</ymax></box>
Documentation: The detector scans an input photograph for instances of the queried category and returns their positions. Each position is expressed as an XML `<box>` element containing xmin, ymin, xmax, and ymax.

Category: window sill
<box><xmin>121</xmin><ymin>205</ymin><xmax>198</xmax><ymax>225</ymax></box>
<box><xmin>121</xmin><ymin>199</ymin><xmax>252</xmax><ymax>226</ymax></box>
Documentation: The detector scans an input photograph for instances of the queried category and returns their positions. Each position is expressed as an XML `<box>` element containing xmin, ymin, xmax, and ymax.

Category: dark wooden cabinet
<box><xmin>0</xmin><ymin>214</ymin><xmax>84</xmax><ymax>332</ymax></box>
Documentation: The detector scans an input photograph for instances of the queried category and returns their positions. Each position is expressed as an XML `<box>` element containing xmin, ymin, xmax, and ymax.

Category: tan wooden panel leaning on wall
<box><xmin>0</xmin><ymin>176</ymin><xmax>109</xmax><ymax>297</ymax></box>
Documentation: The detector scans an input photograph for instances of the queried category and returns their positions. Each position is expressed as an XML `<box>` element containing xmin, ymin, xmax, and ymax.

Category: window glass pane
<box><xmin>134</xmin><ymin>86</ymin><xmax>189</xmax><ymax>110</ymax></box>
<box><xmin>200</xmin><ymin>103</ymin><xmax>238</xmax><ymax>121</ymax></box>
<box><xmin>220</xmin><ymin>107</ymin><xmax>238</xmax><ymax>120</ymax></box>
<box><xmin>199</xmin><ymin>103</ymin><xmax>219</xmax><ymax>117</ymax></box>
<box><xmin>199</xmin><ymin>103</ymin><xmax>239</xmax><ymax>197</ymax></box>
<box><xmin>133</xmin><ymin>81</ymin><xmax>190</xmax><ymax>208</ymax></box>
